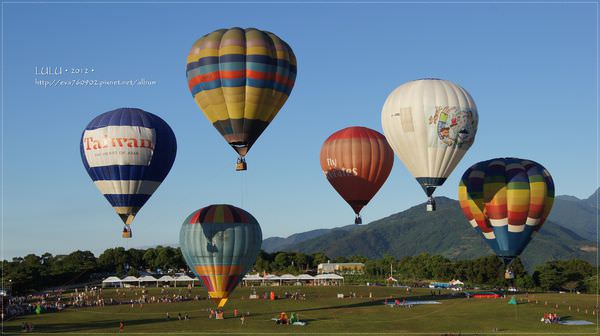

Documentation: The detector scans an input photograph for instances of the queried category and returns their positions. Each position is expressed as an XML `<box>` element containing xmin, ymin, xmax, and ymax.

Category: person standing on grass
<box><xmin>119</xmin><ymin>321</ymin><xmax>124</xmax><ymax>333</ymax></box>
<box><xmin>240</xmin><ymin>314</ymin><xmax>246</xmax><ymax>326</ymax></box>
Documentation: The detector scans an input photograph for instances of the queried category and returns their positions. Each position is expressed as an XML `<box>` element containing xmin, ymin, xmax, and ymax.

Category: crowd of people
<box><xmin>2</xmin><ymin>285</ymin><xmax>210</xmax><ymax>321</ymax></box>
<box><xmin>253</xmin><ymin>289</ymin><xmax>307</xmax><ymax>301</ymax></box>
<box><xmin>4</xmin><ymin>292</ymin><xmax>62</xmax><ymax>320</ymax></box>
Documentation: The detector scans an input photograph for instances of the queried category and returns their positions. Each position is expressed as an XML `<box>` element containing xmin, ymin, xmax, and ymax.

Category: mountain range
<box><xmin>263</xmin><ymin>188</ymin><xmax>599</xmax><ymax>270</ymax></box>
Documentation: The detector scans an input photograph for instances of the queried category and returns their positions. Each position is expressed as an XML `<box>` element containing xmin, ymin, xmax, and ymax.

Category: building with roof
<box><xmin>317</xmin><ymin>262</ymin><xmax>364</xmax><ymax>275</ymax></box>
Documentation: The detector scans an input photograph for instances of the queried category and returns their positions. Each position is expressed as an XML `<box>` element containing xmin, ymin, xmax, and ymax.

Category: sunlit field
<box><xmin>3</xmin><ymin>286</ymin><xmax>598</xmax><ymax>335</ymax></box>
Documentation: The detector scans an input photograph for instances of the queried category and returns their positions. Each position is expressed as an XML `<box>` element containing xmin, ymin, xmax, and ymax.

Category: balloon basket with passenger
<box><xmin>426</xmin><ymin>196</ymin><xmax>436</xmax><ymax>212</ymax></box>
<box><xmin>500</xmin><ymin>257</ymin><xmax>516</xmax><ymax>280</ymax></box>
<box><xmin>122</xmin><ymin>225</ymin><xmax>132</xmax><ymax>239</ymax></box>
<box><xmin>236</xmin><ymin>157</ymin><xmax>247</xmax><ymax>171</ymax></box>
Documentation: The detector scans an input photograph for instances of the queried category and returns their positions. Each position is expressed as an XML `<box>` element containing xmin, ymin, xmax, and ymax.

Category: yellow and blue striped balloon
<box><xmin>186</xmin><ymin>27</ymin><xmax>297</xmax><ymax>163</ymax></box>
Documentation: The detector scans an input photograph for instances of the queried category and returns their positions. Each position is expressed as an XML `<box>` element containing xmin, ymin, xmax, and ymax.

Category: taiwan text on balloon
<box><xmin>80</xmin><ymin>108</ymin><xmax>177</xmax><ymax>238</ymax></box>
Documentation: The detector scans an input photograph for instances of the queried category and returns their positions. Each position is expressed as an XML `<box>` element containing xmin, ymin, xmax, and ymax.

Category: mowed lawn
<box><xmin>3</xmin><ymin>286</ymin><xmax>598</xmax><ymax>335</ymax></box>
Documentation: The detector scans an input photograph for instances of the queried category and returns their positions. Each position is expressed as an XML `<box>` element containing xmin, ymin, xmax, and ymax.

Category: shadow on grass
<box><xmin>260</xmin><ymin>293</ymin><xmax>465</xmax><ymax>315</ymax></box>
<box><xmin>3</xmin><ymin>316</ymin><xmax>166</xmax><ymax>333</ymax></box>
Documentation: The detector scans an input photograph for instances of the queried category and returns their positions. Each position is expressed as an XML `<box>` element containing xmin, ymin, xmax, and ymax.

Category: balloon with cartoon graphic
<box><xmin>458</xmin><ymin>158</ymin><xmax>555</xmax><ymax>268</ymax></box>
<box><xmin>381</xmin><ymin>78</ymin><xmax>478</xmax><ymax>211</ymax></box>
<box><xmin>320</xmin><ymin>126</ymin><xmax>394</xmax><ymax>224</ymax></box>
<box><xmin>180</xmin><ymin>204</ymin><xmax>262</xmax><ymax>308</ymax></box>
<box><xmin>80</xmin><ymin>108</ymin><xmax>177</xmax><ymax>238</ymax></box>
<box><xmin>186</xmin><ymin>27</ymin><xmax>297</xmax><ymax>171</ymax></box>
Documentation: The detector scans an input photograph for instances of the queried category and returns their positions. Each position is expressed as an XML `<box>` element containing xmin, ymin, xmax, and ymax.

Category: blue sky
<box><xmin>2</xmin><ymin>2</ymin><xmax>598</xmax><ymax>258</ymax></box>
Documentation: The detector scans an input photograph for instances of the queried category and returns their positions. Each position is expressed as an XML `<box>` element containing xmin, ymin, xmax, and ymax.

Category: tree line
<box><xmin>1</xmin><ymin>247</ymin><xmax>597</xmax><ymax>295</ymax></box>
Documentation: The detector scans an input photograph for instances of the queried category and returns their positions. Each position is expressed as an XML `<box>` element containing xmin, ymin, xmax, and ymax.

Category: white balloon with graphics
<box><xmin>381</xmin><ymin>78</ymin><xmax>478</xmax><ymax>211</ymax></box>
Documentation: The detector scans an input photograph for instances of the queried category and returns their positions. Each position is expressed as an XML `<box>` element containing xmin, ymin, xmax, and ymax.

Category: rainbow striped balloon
<box><xmin>180</xmin><ymin>205</ymin><xmax>262</xmax><ymax>308</ymax></box>
<box><xmin>186</xmin><ymin>27</ymin><xmax>296</xmax><ymax>161</ymax></box>
<box><xmin>458</xmin><ymin>158</ymin><xmax>555</xmax><ymax>264</ymax></box>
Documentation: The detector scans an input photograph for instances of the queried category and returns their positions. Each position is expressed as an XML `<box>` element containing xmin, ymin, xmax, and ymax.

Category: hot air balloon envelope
<box><xmin>382</xmin><ymin>78</ymin><xmax>478</xmax><ymax>210</ymax></box>
<box><xmin>458</xmin><ymin>158</ymin><xmax>555</xmax><ymax>264</ymax></box>
<box><xmin>80</xmin><ymin>108</ymin><xmax>177</xmax><ymax>236</ymax></box>
<box><xmin>186</xmin><ymin>27</ymin><xmax>297</xmax><ymax>170</ymax></box>
<box><xmin>180</xmin><ymin>204</ymin><xmax>262</xmax><ymax>308</ymax></box>
<box><xmin>320</xmin><ymin>126</ymin><xmax>394</xmax><ymax>224</ymax></box>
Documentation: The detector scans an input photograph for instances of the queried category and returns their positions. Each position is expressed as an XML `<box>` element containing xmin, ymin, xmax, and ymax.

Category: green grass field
<box><xmin>3</xmin><ymin>286</ymin><xmax>598</xmax><ymax>335</ymax></box>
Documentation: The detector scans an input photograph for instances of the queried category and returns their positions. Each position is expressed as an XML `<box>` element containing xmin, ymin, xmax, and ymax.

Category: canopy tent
<box><xmin>121</xmin><ymin>276</ymin><xmax>138</xmax><ymax>282</ymax></box>
<box><xmin>243</xmin><ymin>274</ymin><xmax>263</xmax><ymax>280</ymax></box>
<box><xmin>157</xmin><ymin>275</ymin><xmax>175</xmax><ymax>282</ymax></box>
<box><xmin>242</xmin><ymin>274</ymin><xmax>263</xmax><ymax>286</ymax></box>
<box><xmin>276</xmin><ymin>274</ymin><xmax>297</xmax><ymax>285</ymax></box>
<box><xmin>263</xmin><ymin>274</ymin><xmax>281</xmax><ymax>283</ymax></box>
<box><xmin>449</xmin><ymin>279</ymin><xmax>464</xmax><ymax>286</ymax></box>
<box><xmin>316</xmin><ymin>274</ymin><xmax>344</xmax><ymax>279</ymax></box>
<box><xmin>174</xmin><ymin>275</ymin><xmax>197</xmax><ymax>287</ymax></box>
<box><xmin>102</xmin><ymin>276</ymin><xmax>121</xmax><ymax>283</ymax></box>
<box><xmin>296</xmin><ymin>274</ymin><xmax>315</xmax><ymax>285</ymax></box>
<box><xmin>242</xmin><ymin>273</ymin><xmax>317</xmax><ymax>286</ymax></box>
<box><xmin>120</xmin><ymin>276</ymin><xmax>139</xmax><ymax>287</ymax></box>
<box><xmin>101</xmin><ymin>276</ymin><xmax>122</xmax><ymax>288</ymax></box>
<box><xmin>279</xmin><ymin>274</ymin><xmax>296</xmax><ymax>279</ymax></box>
<box><xmin>157</xmin><ymin>275</ymin><xmax>175</xmax><ymax>286</ymax></box>
<box><xmin>138</xmin><ymin>275</ymin><xmax>158</xmax><ymax>287</ymax></box>
<box><xmin>314</xmin><ymin>273</ymin><xmax>344</xmax><ymax>285</ymax></box>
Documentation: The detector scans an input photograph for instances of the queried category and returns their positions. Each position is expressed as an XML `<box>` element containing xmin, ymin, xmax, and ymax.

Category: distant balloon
<box><xmin>80</xmin><ymin>108</ymin><xmax>177</xmax><ymax>238</ymax></box>
<box><xmin>186</xmin><ymin>27</ymin><xmax>297</xmax><ymax>171</ymax></box>
<box><xmin>382</xmin><ymin>78</ymin><xmax>478</xmax><ymax>211</ymax></box>
<box><xmin>320</xmin><ymin>127</ymin><xmax>394</xmax><ymax>224</ymax></box>
<box><xmin>458</xmin><ymin>158</ymin><xmax>555</xmax><ymax>267</ymax></box>
<box><xmin>180</xmin><ymin>204</ymin><xmax>262</xmax><ymax>308</ymax></box>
